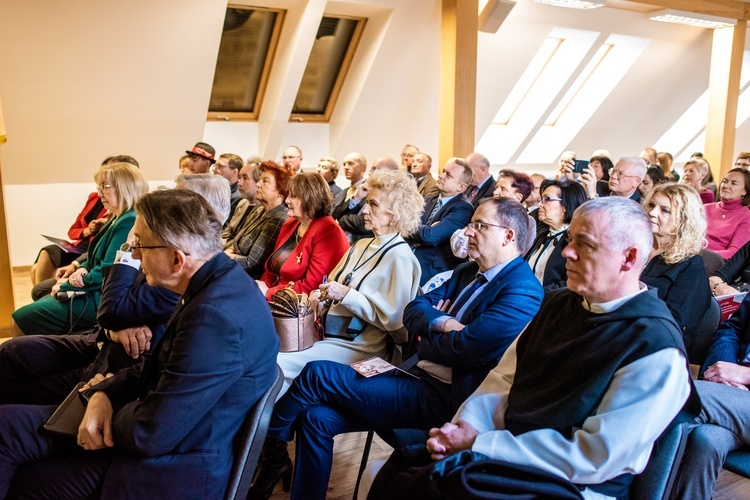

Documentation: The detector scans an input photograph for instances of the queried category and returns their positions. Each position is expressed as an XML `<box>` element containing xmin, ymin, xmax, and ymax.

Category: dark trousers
<box><xmin>0</xmin><ymin>404</ymin><xmax>112</xmax><ymax>499</ymax></box>
<box><xmin>267</xmin><ymin>360</ymin><xmax>453</xmax><ymax>500</ymax></box>
<box><xmin>0</xmin><ymin>333</ymin><xmax>98</xmax><ymax>405</ymax></box>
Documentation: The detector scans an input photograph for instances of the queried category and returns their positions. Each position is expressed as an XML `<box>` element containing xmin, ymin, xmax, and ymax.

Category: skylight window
<box><xmin>476</xmin><ymin>28</ymin><xmax>600</xmax><ymax>164</ymax></box>
<box><xmin>290</xmin><ymin>16</ymin><xmax>366</xmax><ymax>122</ymax></box>
<box><xmin>208</xmin><ymin>6</ymin><xmax>284</xmax><ymax>121</ymax></box>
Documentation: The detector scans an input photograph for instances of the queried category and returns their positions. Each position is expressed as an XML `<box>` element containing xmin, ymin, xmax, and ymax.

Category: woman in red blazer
<box><xmin>260</xmin><ymin>172</ymin><xmax>349</xmax><ymax>299</ymax></box>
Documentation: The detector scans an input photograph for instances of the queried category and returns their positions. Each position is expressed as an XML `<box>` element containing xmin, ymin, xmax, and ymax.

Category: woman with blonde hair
<box><xmin>12</xmin><ymin>162</ymin><xmax>149</xmax><ymax>336</ymax></box>
<box><xmin>250</xmin><ymin>169</ymin><xmax>424</xmax><ymax>498</ymax></box>
<box><xmin>682</xmin><ymin>158</ymin><xmax>714</xmax><ymax>204</ymax></box>
<box><xmin>641</xmin><ymin>183</ymin><xmax>711</xmax><ymax>355</ymax></box>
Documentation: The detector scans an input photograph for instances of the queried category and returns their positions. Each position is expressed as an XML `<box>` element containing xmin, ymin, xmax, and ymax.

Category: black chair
<box><xmin>700</xmin><ymin>249</ymin><xmax>725</xmax><ymax>277</ymax></box>
<box><xmin>686</xmin><ymin>298</ymin><xmax>721</xmax><ymax>366</ymax></box>
<box><xmin>629</xmin><ymin>419</ymin><xmax>692</xmax><ymax>499</ymax></box>
<box><xmin>224</xmin><ymin>364</ymin><xmax>284</xmax><ymax>500</ymax></box>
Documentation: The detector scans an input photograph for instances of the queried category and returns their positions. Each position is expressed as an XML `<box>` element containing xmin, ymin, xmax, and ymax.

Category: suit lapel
<box><xmin>460</xmin><ymin>257</ymin><xmax>519</xmax><ymax>320</ymax></box>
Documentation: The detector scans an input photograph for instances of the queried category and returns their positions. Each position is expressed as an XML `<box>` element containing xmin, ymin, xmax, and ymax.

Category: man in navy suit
<box><xmin>250</xmin><ymin>197</ymin><xmax>544</xmax><ymax>500</ymax></box>
<box><xmin>463</xmin><ymin>152</ymin><xmax>496</xmax><ymax>209</ymax></box>
<box><xmin>406</xmin><ymin>157</ymin><xmax>475</xmax><ymax>285</ymax></box>
<box><xmin>0</xmin><ymin>190</ymin><xmax>279</xmax><ymax>499</ymax></box>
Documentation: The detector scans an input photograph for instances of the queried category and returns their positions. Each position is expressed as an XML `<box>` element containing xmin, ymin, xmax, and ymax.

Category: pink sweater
<box><xmin>705</xmin><ymin>198</ymin><xmax>750</xmax><ymax>258</ymax></box>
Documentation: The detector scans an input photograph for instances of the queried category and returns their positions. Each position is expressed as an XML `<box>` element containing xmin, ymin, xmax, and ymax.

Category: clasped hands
<box><xmin>51</xmin><ymin>267</ymin><xmax>88</xmax><ymax>298</ymax></box>
<box><xmin>310</xmin><ymin>281</ymin><xmax>351</xmax><ymax>316</ymax></box>
<box><xmin>703</xmin><ymin>361</ymin><xmax>750</xmax><ymax>390</ymax></box>
<box><xmin>108</xmin><ymin>325</ymin><xmax>153</xmax><ymax>359</ymax></box>
<box><xmin>426</xmin><ymin>420</ymin><xmax>479</xmax><ymax>461</ymax></box>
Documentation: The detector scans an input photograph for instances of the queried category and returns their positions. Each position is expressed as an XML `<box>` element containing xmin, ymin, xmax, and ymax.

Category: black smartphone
<box><xmin>572</xmin><ymin>159</ymin><xmax>589</xmax><ymax>174</ymax></box>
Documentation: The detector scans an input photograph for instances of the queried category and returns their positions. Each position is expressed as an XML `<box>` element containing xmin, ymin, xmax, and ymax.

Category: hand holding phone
<box><xmin>573</xmin><ymin>160</ymin><xmax>590</xmax><ymax>174</ymax></box>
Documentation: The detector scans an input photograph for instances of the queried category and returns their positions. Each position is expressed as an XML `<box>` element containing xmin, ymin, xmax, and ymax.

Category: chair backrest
<box><xmin>700</xmin><ymin>249</ymin><xmax>725</xmax><ymax>277</ymax></box>
<box><xmin>686</xmin><ymin>298</ymin><xmax>721</xmax><ymax>365</ymax></box>
<box><xmin>223</xmin><ymin>364</ymin><xmax>284</xmax><ymax>500</ymax></box>
<box><xmin>629</xmin><ymin>420</ymin><xmax>691</xmax><ymax>500</ymax></box>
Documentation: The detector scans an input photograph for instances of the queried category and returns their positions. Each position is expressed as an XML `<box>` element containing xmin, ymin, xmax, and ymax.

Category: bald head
<box><xmin>466</xmin><ymin>152</ymin><xmax>491</xmax><ymax>186</ymax></box>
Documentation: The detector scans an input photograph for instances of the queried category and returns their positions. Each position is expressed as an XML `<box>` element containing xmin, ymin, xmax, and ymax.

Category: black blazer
<box><xmin>641</xmin><ymin>253</ymin><xmax>711</xmax><ymax>346</ymax></box>
<box><xmin>464</xmin><ymin>176</ymin><xmax>496</xmax><ymax>209</ymax></box>
<box><xmin>524</xmin><ymin>224</ymin><xmax>569</xmax><ymax>292</ymax></box>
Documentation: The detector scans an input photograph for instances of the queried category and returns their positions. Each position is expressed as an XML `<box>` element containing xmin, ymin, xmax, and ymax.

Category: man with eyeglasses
<box><xmin>282</xmin><ymin>145</ymin><xmax>303</xmax><ymax>174</ymax></box>
<box><xmin>734</xmin><ymin>151</ymin><xmax>750</xmax><ymax>170</ymax></box>
<box><xmin>583</xmin><ymin>155</ymin><xmax>647</xmax><ymax>203</ymax></box>
<box><xmin>260</xmin><ymin>197</ymin><xmax>543</xmax><ymax>500</ymax></box>
<box><xmin>400</xmin><ymin>144</ymin><xmax>419</xmax><ymax>172</ymax></box>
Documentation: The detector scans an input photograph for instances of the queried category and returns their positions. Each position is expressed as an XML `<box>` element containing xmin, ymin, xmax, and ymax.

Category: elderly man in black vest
<box><xmin>370</xmin><ymin>197</ymin><xmax>698</xmax><ymax>500</ymax></box>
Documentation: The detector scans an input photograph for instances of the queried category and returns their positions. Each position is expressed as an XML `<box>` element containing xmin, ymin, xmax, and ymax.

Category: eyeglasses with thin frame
<box><xmin>130</xmin><ymin>240</ymin><xmax>191</xmax><ymax>256</ymax></box>
<box><xmin>541</xmin><ymin>195</ymin><xmax>563</xmax><ymax>205</ymax></box>
<box><xmin>282</xmin><ymin>155</ymin><xmax>301</xmax><ymax>160</ymax></box>
<box><xmin>97</xmin><ymin>183</ymin><xmax>113</xmax><ymax>192</ymax></box>
<box><xmin>610</xmin><ymin>169</ymin><xmax>640</xmax><ymax>180</ymax></box>
<box><xmin>466</xmin><ymin>221</ymin><xmax>508</xmax><ymax>232</ymax></box>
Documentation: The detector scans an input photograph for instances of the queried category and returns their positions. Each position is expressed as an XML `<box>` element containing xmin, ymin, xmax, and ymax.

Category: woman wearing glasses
<box><xmin>705</xmin><ymin>168</ymin><xmax>750</xmax><ymax>259</ymax></box>
<box><xmin>251</xmin><ymin>170</ymin><xmax>423</xmax><ymax>498</ymax></box>
<box><xmin>641</xmin><ymin>183</ymin><xmax>710</xmax><ymax>356</ymax></box>
<box><xmin>11</xmin><ymin>162</ymin><xmax>149</xmax><ymax>336</ymax></box>
<box><xmin>524</xmin><ymin>179</ymin><xmax>587</xmax><ymax>292</ymax></box>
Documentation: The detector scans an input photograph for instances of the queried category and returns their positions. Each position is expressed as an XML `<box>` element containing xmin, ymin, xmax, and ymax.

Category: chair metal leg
<box><xmin>352</xmin><ymin>431</ymin><xmax>375</xmax><ymax>500</ymax></box>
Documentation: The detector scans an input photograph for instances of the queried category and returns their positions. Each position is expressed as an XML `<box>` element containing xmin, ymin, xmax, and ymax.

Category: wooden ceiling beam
<box><xmin>626</xmin><ymin>0</ymin><xmax>750</xmax><ymax>20</ymax></box>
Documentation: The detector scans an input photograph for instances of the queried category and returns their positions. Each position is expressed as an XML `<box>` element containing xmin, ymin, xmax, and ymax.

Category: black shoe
<box><xmin>248</xmin><ymin>438</ymin><xmax>292</xmax><ymax>499</ymax></box>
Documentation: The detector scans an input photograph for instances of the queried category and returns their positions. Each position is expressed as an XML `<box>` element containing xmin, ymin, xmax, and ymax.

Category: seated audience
<box><xmin>222</xmin><ymin>156</ymin><xmax>262</xmax><ymax>243</ymax></box>
<box><xmin>30</xmin><ymin>155</ymin><xmax>139</xmax><ymax>297</ymax></box>
<box><xmin>553</xmin><ymin>150</ymin><xmax>578</xmax><ymax>182</ymax></box>
<box><xmin>412</xmin><ymin>153</ymin><xmax>439</xmax><ymax>199</ymax></box>
<box><xmin>316</xmin><ymin>156</ymin><xmax>342</xmax><ymax>197</ymax></box>
<box><xmin>525</xmin><ymin>173</ymin><xmax>545</xmax><ymax>211</ymax></box>
<box><xmin>641</xmin><ymin>183</ymin><xmax>711</xmax><ymax>355</ymax></box>
<box><xmin>673</xmin><ymin>293</ymin><xmax>750</xmax><ymax>498</ymax></box>
<box><xmin>589</xmin><ymin>154</ymin><xmax>612</xmax><ymax>182</ymax></box>
<box><xmin>332</xmin><ymin>152</ymin><xmax>367</xmax><ymax>221</ymax></box>
<box><xmin>639</xmin><ymin>165</ymin><xmax>667</xmax><ymax>199</ymax></box>
<box><xmin>370</xmin><ymin>197</ymin><xmax>696</xmax><ymax>500</ymax></box>
<box><xmin>405</xmin><ymin>158</ymin><xmax>474</xmax><ymax>286</ymax></box>
<box><xmin>525</xmin><ymin>179</ymin><xmax>587</xmax><ymax>291</ymax></box>
<box><xmin>492</xmin><ymin>169</ymin><xmax>534</xmax><ymax>204</ymax></box>
<box><xmin>0</xmin><ymin>189</ymin><xmax>279</xmax><ymax>498</ymax></box>
<box><xmin>0</xmin><ymin>174</ymin><xmax>230</xmax><ymax>406</ymax></box>
<box><xmin>11</xmin><ymin>162</ymin><xmax>149</xmax><ymax>337</ymax></box>
<box><xmin>581</xmin><ymin>155</ymin><xmax>647</xmax><ymax>202</ymax></box>
<box><xmin>276</xmin><ymin>169</ymin><xmax>423</xmax><ymax>393</ymax></box>
<box><xmin>464</xmin><ymin>153</ymin><xmax>496</xmax><ymax>209</ymax></box>
<box><xmin>734</xmin><ymin>151</ymin><xmax>750</xmax><ymax>170</ymax></box>
<box><xmin>213</xmin><ymin>153</ymin><xmax>244</xmax><ymax>222</ymax></box>
<box><xmin>224</xmin><ymin>161</ymin><xmax>290</xmax><ymax>278</ymax></box>
<box><xmin>282</xmin><ymin>145</ymin><xmax>303</xmax><ymax>174</ymax></box>
<box><xmin>710</xmin><ymin>240</ymin><xmax>750</xmax><ymax>296</ymax></box>
<box><xmin>400</xmin><ymin>144</ymin><xmax>419</xmax><ymax>172</ymax></box>
<box><xmin>658</xmin><ymin>151</ymin><xmax>679</xmax><ymax>181</ymax></box>
<box><xmin>260</xmin><ymin>172</ymin><xmax>349</xmax><ymax>298</ymax></box>
<box><xmin>682</xmin><ymin>158</ymin><xmax>714</xmax><ymax>204</ymax></box>
<box><xmin>184</xmin><ymin>141</ymin><xmax>216</xmax><ymax>174</ymax></box>
<box><xmin>249</xmin><ymin>197</ymin><xmax>543</xmax><ymax>500</ymax></box>
<box><xmin>705</xmin><ymin>168</ymin><xmax>750</xmax><ymax>258</ymax></box>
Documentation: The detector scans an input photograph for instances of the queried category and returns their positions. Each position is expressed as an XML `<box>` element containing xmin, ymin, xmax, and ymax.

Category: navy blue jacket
<box><xmin>406</xmin><ymin>195</ymin><xmax>474</xmax><ymax>285</ymax></box>
<box><xmin>90</xmin><ymin>252</ymin><xmax>280</xmax><ymax>498</ymax></box>
<box><xmin>403</xmin><ymin>257</ymin><xmax>543</xmax><ymax>412</ymax></box>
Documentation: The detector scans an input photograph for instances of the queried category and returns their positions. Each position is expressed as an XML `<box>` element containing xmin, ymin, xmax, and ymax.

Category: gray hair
<box><xmin>573</xmin><ymin>197</ymin><xmax>652</xmax><ymax>268</ymax></box>
<box><xmin>135</xmin><ymin>189</ymin><xmax>223</xmax><ymax>260</ymax></box>
<box><xmin>617</xmin><ymin>155</ymin><xmax>648</xmax><ymax>180</ymax></box>
<box><xmin>174</xmin><ymin>173</ymin><xmax>231</xmax><ymax>224</ymax></box>
<box><xmin>482</xmin><ymin>197</ymin><xmax>528</xmax><ymax>254</ymax></box>
<box><xmin>372</xmin><ymin>157</ymin><xmax>399</xmax><ymax>171</ymax></box>
<box><xmin>365</xmin><ymin>169</ymin><xmax>424</xmax><ymax>236</ymax></box>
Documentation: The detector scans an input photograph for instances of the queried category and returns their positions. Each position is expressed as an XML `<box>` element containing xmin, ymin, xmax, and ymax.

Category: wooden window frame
<box><xmin>289</xmin><ymin>15</ymin><xmax>367</xmax><ymax>123</ymax></box>
<box><xmin>207</xmin><ymin>5</ymin><xmax>285</xmax><ymax>122</ymax></box>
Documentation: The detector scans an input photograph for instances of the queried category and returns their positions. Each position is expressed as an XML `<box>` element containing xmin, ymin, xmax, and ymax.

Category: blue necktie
<box><xmin>426</xmin><ymin>199</ymin><xmax>443</xmax><ymax>224</ymax></box>
<box><xmin>449</xmin><ymin>273</ymin><xmax>488</xmax><ymax>322</ymax></box>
